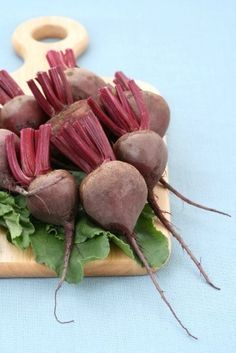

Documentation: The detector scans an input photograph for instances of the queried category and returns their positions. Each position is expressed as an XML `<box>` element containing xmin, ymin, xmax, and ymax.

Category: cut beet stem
<box><xmin>159</xmin><ymin>177</ymin><xmax>231</xmax><ymax>217</ymax></box>
<box><xmin>148</xmin><ymin>191</ymin><xmax>220</xmax><ymax>290</ymax></box>
<box><xmin>127</xmin><ymin>232</ymin><xmax>197</xmax><ymax>339</ymax></box>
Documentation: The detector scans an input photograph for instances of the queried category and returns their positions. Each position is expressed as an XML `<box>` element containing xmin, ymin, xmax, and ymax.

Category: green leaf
<box><xmin>0</xmin><ymin>203</ymin><xmax>13</xmax><ymax>216</ymax></box>
<box><xmin>75</xmin><ymin>212</ymin><xmax>107</xmax><ymax>243</ymax></box>
<box><xmin>0</xmin><ymin>191</ymin><xmax>15</xmax><ymax>206</ymax></box>
<box><xmin>108</xmin><ymin>233</ymin><xmax>134</xmax><ymax>259</ymax></box>
<box><xmin>4</xmin><ymin>212</ymin><xmax>22</xmax><ymax>238</ymax></box>
<box><xmin>0</xmin><ymin>192</ymin><xmax>34</xmax><ymax>249</ymax></box>
<box><xmin>31</xmin><ymin>224</ymin><xmax>83</xmax><ymax>284</ymax></box>
<box><xmin>76</xmin><ymin>235</ymin><xmax>110</xmax><ymax>264</ymax></box>
<box><xmin>134</xmin><ymin>204</ymin><xmax>169</xmax><ymax>268</ymax></box>
<box><xmin>70</xmin><ymin>170</ymin><xmax>87</xmax><ymax>185</ymax></box>
<box><xmin>45</xmin><ymin>224</ymin><xmax>65</xmax><ymax>240</ymax></box>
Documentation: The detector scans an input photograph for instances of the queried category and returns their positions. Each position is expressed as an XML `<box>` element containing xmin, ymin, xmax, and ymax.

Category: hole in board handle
<box><xmin>32</xmin><ymin>24</ymin><xmax>67</xmax><ymax>43</ymax></box>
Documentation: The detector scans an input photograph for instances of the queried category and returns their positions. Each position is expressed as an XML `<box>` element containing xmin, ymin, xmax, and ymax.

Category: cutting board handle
<box><xmin>12</xmin><ymin>16</ymin><xmax>89</xmax><ymax>88</ymax></box>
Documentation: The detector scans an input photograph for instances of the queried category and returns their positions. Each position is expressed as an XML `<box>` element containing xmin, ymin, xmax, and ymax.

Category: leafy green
<box><xmin>135</xmin><ymin>204</ymin><xmax>169</xmax><ymax>268</ymax></box>
<box><xmin>45</xmin><ymin>223</ymin><xmax>65</xmax><ymax>240</ymax></box>
<box><xmin>0</xmin><ymin>192</ymin><xmax>34</xmax><ymax>249</ymax></box>
<box><xmin>70</xmin><ymin>170</ymin><xmax>87</xmax><ymax>185</ymax></box>
<box><xmin>31</xmin><ymin>225</ymin><xmax>110</xmax><ymax>283</ymax></box>
<box><xmin>76</xmin><ymin>235</ymin><xmax>110</xmax><ymax>264</ymax></box>
<box><xmin>31</xmin><ymin>224</ymin><xmax>84</xmax><ymax>283</ymax></box>
<box><xmin>75</xmin><ymin>212</ymin><xmax>108</xmax><ymax>243</ymax></box>
<box><xmin>108</xmin><ymin>233</ymin><xmax>134</xmax><ymax>259</ymax></box>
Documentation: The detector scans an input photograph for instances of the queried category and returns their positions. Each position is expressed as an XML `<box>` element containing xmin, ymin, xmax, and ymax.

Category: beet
<box><xmin>114</xmin><ymin>131</ymin><xmax>218</xmax><ymax>289</ymax></box>
<box><xmin>53</xmin><ymin>110</ymin><xmax>196</xmax><ymax>338</ymax></box>
<box><xmin>113</xmin><ymin>72</ymin><xmax>230</xmax><ymax>217</ymax></box>
<box><xmin>27</xmin><ymin>170</ymin><xmax>77</xmax><ymax>226</ymax></box>
<box><xmin>114</xmin><ymin>130</ymin><xmax>168</xmax><ymax>189</ymax></box>
<box><xmin>80</xmin><ymin>161</ymin><xmax>147</xmax><ymax>234</ymax></box>
<box><xmin>88</xmin><ymin>78</ymin><xmax>220</xmax><ymax>290</ymax></box>
<box><xmin>5</xmin><ymin>124</ymin><xmax>78</xmax><ymax>324</ymax></box>
<box><xmin>0</xmin><ymin>70</ymin><xmax>47</xmax><ymax>135</ymax></box>
<box><xmin>46</xmin><ymin>49</ymin><xmax>106</xmax><ymax>101</ymax></box>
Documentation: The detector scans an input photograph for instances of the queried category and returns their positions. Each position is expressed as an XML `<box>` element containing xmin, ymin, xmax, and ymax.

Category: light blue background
<box><xmin>0</xmin><ymin>1</ymin><xmax>235</xmax><ymax>352</ymax></box>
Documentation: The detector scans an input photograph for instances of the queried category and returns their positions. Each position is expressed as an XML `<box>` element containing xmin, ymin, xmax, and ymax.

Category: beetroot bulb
<box><xmin>51</xmin><ymin>110</ymin><xmax>196</xmax><ymax>339</ymax></box>
<box><xmin>113</xmin><ymin>71</ymin><xmax>230</xmax><ymax>217</ymax></box>
<box><xmin>46</xmin><ymin>48</ymin><xmax>107</xmax><ymax>101</ymax></box>
<box><xmin>88</xmin><ymin>80</ymin><xmax>220</xmax><ymax>291</ymax></box>
<box><xmin>0</xmin><ymin>70</ymin><xmax>47</xmax><ymax>135</ymax></box>
<box><xmin>5</xmin><ymin>124</ymin><xmax>78</xmax><ymax>324</ymax></box>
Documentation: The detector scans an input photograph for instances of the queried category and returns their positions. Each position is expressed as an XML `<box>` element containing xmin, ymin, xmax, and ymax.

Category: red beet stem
<box><xmin>56</xmin><ymin>66</ymin><xmax>73</xmax><ymax>105</ymax></box>
<box><xmin>0</xmin><ymin>88</ymin><xmax>11</xmax><ymax>105</ymax></box>
<box><xmin>114</xmin><ymin>71</ymin><xmax>130</xmax><ymax>90</ymax></box>
<box><xmin>36</xmin><ymin>71</ymin><xmax>64</xmax><ymax>113</ymax></box>
<box><xmin>46</xmin><ymin>49</ymin><xmax>77</xmax><ymax>70</ymax></box>
<box><xmin>5</xmin><ymin>134</ymin><xmax>33</xmax><ymax>186</ymax></box>
<box><xmin>46</xmin><ymin>50</ymin><xmax>67</xmax><ymax>70</ymax></box>
<box><xmin>90</xmin><ymin>77</ymin><xmax>149</xmax><ymax>135</ymax></box>
<box><xmin>0</xmin><ymin>70</ymin><xmax>24</xmax><ymax>105</ymax></box>
<box><xmin>64</xmin><ymin>49</ymin><xmax>77</xmax><ymax>68</ymax></box>
<box><xmin>34</xmin><ymin>129</ymin><xmax>39</xmax><ymax>152</ymax></box>
<box><xmin>20</xmin><ymin>129</ymin><xmax>36</xmax><ymax>177</ymax></box>
<box><xmin>87</xmin><ymin>97</ymin><xmax>126</xmax><ymax>137</ymax></box>
<box><xmin>52</xmin><ymin>111</ymin><xmax>115</xmax><ymax>173</ymax></box>
<box><xmin>114</xmin><ymin>71</ymin><xmax>150</xmax><ymax>129</ymax></box>
<box><xmin>35</xmin><ymin>124</ymin><xmax>51</xmax><ymax>176</ymax></box>
<box><xmin>27</xmin><ymin>67</ymin><xmax>73</xmax><ymax>117</ymax></box>
<box><xmin>116</xmin><ymin>84</ymin><xmax>138</xmax><ymax>123</ymax></box>
<box><xmin>128</xmin><ymin>80</ymin><xmax>149</xmax><ymax>130</ymax></box>
<box><xmin>99</xmin><ymin>87</ymin><xmax>139</xmax><ymax>131</ymax></box>
<box><xmin>6</xmin><ymin>125</ymin><xmax>52</xmax><ymax>186</ymax></box>
<box><xmin>52</xmin><ymin>134</ymin><xmax>93</xmax><ymax>173</ymax></box>
<box><xmin>127</xmin><ymin>232</ymin><xmax>197</xmax><ymax>339</ymax></box>
<box><xmin>27</xmin><ymin>79</ymin><xmax>54</xmax><ymax>116</ymax></box>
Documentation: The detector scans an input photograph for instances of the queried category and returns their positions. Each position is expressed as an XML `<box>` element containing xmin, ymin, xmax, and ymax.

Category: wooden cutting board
<box><xmin>0</xmin><ymin>16</ymin><xmax>171</xmax><ymax>277</ymax></box>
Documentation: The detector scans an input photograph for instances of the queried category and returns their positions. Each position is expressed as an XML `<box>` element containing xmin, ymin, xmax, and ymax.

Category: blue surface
<box><xmin>0</xmin><ymin>1</ymin><xmax>236</xmax><ymax>352</ymax></box>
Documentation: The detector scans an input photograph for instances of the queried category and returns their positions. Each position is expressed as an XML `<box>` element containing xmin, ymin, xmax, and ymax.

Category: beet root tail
<box><xmin>126</xmin><ymin>232</ymin><xmax>197</xmax><ymax>339</ymax></box>
<box><xmin>159</xmin><ymin>177</ymin><xmax>231</xmax><ymax>217</ymax></box>
<box><xmin>54</xmin><ymin>221</ymin><xmax>75</xmax><ymax>324</ymax></box>
<box><xmin>148</xmin><ymin>191</ymin><xmax>220</xmax><ymax>290</ymax></box>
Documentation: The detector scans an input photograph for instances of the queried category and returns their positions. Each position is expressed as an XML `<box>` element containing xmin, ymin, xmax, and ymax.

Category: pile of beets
<box><xmin>0</xmin><ymin>49</ymin><xmax>230</xmax><ymax>337</ymax></box>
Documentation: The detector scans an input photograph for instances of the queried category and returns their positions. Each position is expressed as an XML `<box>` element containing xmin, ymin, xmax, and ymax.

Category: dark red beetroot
<box><xmin>113</xmin><ymin>71</ymin><xmax>230</xmax><ymax>217</ymax></box>
<box><xmin>0</xmin><ymin>70</ymin><xmax>47</xmax><ymax>135</ymax></box>
<box><xmin>88</xmin><ymin>79</ymin><xmax>220</xmax><ymax>290</ymax></box>
<box><xmin>114</xmin><ymin>71</ymin><xmax>170</xmax><ymax>137</ymax></box>
<box><xmin>46</xmin><ymin>49</ymin><xmax>106</xmax><ymax>101</ymax></box>
<box><xmin>114</xmin><ymin>130</ymin><xmax>168</xmax><ymax>189</ymax></box>
<box><xmin>52</xmin><ymin>110</ymin><xmax>196</xmax><ymax>339</ymax></box>
<box><xmin>5</xmin><ymin>124</ymin><xmax>78</xmax><ymax>324</ymax></box>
